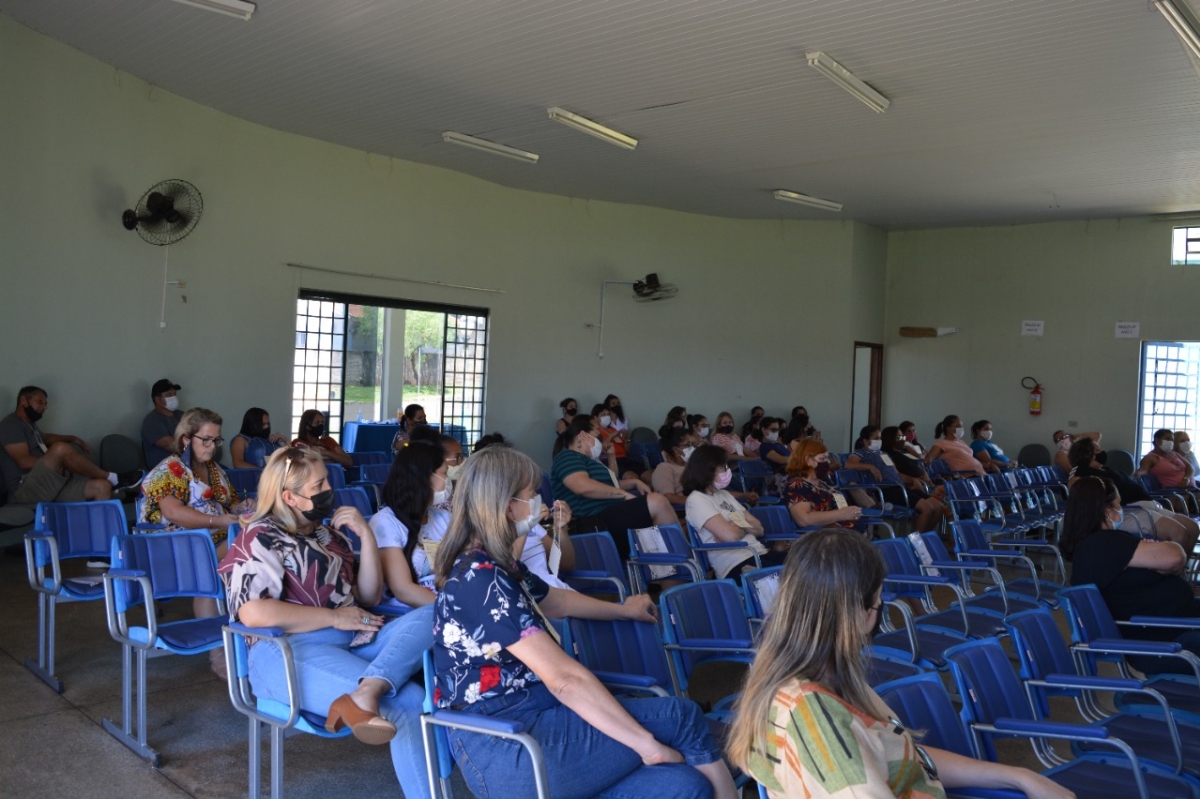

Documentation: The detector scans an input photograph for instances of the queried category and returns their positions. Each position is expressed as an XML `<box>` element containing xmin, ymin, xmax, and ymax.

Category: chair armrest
<box><xmin>1040</xmin><ymin>674</ymin><xmax>1144</xmax><ymax>691</ymax></box>
<box><xmin>431</xmin><ymin>709</ymin><xmax>526</xmax><ymax>736</ymax></box>
<box><xmin>223</xmin><ymin>623</ymin><xmax>300</xmax><ymax>728</ymax></box>
<box><xmin>692</xmin><ymin>541</ymin><xmax>754</xmax><ymax>550</ymax></box>
<box><xmin>673</xmin><ymin>637</ymin><xmax>756</xmax><ymax>650</ymax></box>
<box><xmin>1124</xmin><ymin>616</ymin><xmax>1200</xmax><ymax>629</ymax></box>
<box><xmin>628</xmin><ymin>553</ymin><xmax>692</xmax><ymax>565</ymax></box>
<box><xmin>107</xmin><ymin>568</ymin><xmax>148</xmax><ymax>579</ymax></box>
<box><xmin>990</xmin><ymin>718</ymin><xmax>1110</xmax><ymax>740</ymax></box>
<box><xmin>228</xmin><ymin>621</ymin><xmax>286</xmax><ymax>638</ymax></box>
<box><xmin>930</xmin><ymin>560</ymin><xmax>991</xmax><ymax>570</ymax></box>
<box><xmin>103</xmin><ymin>570</ymin><xmax>157</xmax><ymax>651</ymax></box>
<box><xmin>1080</xmin><ymin>638</ymin><xmax>1184</xmax><ymax>655</ymax></box>
<box><xmin>883</xmin><ymin>574</ymin><xmax>952</xmax><ymax>586</ymax></box>
<box><xmin>24</xmin><ymin>531</ymin><xmax>61</xmax><ymax>595</ymax></box>
<box><xmin>132</xmin><ymin>523</ymin><xmax>168</xmax><ymax>533</ymax></box>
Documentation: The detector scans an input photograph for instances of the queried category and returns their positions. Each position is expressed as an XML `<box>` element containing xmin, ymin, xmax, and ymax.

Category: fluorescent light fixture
<box><xmin>805</xmin><ymin>51</ymin><xmax>890</xmax><ymax>113</ymax></box>
<box><xmin>442</xmin><ymin>131</ymin><xmax>539</xmax><ymax>164</ymax></box>
<box><xmin>547</xmin><ymin>107</ymin><xmax>638</xmax><ymax>150</ymax></box>
<box><xmin>773</xmin><ymin>189</ymin><xmax>843</xmax><ymax>212</ymax></box>
<box><xmin>1155</xmin><ymin>0</ymin><xmax>1200</xmax><ymax>60</ymax></box>
<box><xmin>166</xmin><ymin>0</ymin><xmax>255</xmax><ymax>20</ymax></box>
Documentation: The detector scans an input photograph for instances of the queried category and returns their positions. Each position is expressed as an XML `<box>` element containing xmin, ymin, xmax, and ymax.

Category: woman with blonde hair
<box><xmin>432</xmin><ymin>445</ymin><xmax>737</xmax><ymax>799</ymax></box>
<box><xmin>218</xmin><ymin>447</ymin><xmax>433</xmax><ymax>799</ymax></box>
<box><xmin>727</xmin><ymin>530</ymin><xmax>1073</xmax><ymax>798</ymax></box>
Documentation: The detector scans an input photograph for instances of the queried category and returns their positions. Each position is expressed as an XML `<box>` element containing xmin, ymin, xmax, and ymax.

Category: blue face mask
<box><xmin>1112</xmin><ymin>507</ymin><xmax>1124</xmax><ymax>528</ymax></box>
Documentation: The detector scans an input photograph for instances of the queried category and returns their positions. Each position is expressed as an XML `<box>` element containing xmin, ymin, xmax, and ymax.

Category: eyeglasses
<box><xmin>446</xmin><ymin>452</ymin><xmax>465</xmax><ymax>464</ymax></box>
<box><xmin>192</xmin><ymin>435</ymin><xmax>225</xmax><ymax>447</ymax></box>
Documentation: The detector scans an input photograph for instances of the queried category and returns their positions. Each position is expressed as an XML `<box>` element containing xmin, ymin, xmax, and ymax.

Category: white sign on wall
<box><xmin>1021</xmin><ymin>320</ymin><xmax>1044</xmax><ymax>337</ymax></box>
<box><xmin>1115</xmin><ymin>322</ymin><xmax>1141</xmax><ymax>339</ymax></box>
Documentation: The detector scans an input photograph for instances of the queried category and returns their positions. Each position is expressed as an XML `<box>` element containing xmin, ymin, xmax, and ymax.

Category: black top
<box><xmin>1070</xmin><ymin>528</ymin><xmax>1198</xmax><ymax>641</ymax></box>
<box><xmin>890</xmin><ymin>452</ymin><xmax>925</xmax><ymax>480</ymax></box>
<box><xmin>1071</xmin><ymin>464</ymin><xmax>1151</xmax><ymax>504</ymax></box>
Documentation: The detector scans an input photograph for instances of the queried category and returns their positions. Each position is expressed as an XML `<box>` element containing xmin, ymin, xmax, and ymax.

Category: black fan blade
<box><xmin>122</xmin><ymin>209</ymin><xmax>140</xmax><ymax>230</ymax></box>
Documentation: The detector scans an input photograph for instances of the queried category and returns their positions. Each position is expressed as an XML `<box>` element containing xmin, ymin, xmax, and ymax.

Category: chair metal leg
<box><xmin>270</xmin><ymin>724</ymin><xmax>285</xmax><ymax>799</ymax></box>
<box><xmin>24</xmin><ymin>594</ymin><xmax>64</xmax><ymax>692</ymax></box>
<box><xmin>101</xmin><ymin>647</ymin><xmax>162</xmax><ymax>766</ymax></box>
<box><xmin>248</xmin><ymin>717</ymin><xmax>262</xmax><ymax>799</ymax></box>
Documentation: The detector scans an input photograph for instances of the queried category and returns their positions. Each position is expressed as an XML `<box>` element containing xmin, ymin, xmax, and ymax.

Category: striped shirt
<box><xmin>551</xmin><ymin>449</ymin><xmax>620</xmax><ymax>518</ymax></box>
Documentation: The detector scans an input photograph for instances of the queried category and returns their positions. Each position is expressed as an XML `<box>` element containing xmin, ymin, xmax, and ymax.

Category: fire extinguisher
<box><xmin>1022</xmin><ymin>376</ymin><xmax>1043</xmax><ymax>416</ymax></box>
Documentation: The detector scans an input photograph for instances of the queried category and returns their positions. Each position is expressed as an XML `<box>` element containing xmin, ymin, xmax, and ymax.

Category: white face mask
<box><xmin>598</xmin><ymin>415</ymin><xmax>612</xmax><ymax>428</ymax></box>
<box><xmin>980</xmin><ymin>430</ymin><xmax>993</xmax><ymax>441</ymax></box>
<box><xmin>764</xmin><ymin>431</ymin><xmax>779</xmax><ymax>442</ymax></box>
<box><xmin>868</xmin><ymin>439</ymin><xmax>882</xmax><ymax>451</ymax></box>
<box><xmin>954</xmin><ymin>427</ymin><xmax>965</xmax><ymax>439</ymax></box>
<box><xmin>681</xmin><ymin>445</ymin><xmax>695</xmax><ymax>462</ymax></box>
<box><xmin>513</xmin><ymin>496</ymin><xmax>542</xmax><ymax>537</ymax></box>
<box><xmin>698</xmin><ymin>426</ymin><xmax>710</xmax><ymax>438</ymax></box>
<box><xmin>163</xmin><ymin>395</ymin><xmax>179</xmax><ymax>412</ymax></box>
<box><xmin>446</xmin><ymin>462</ymin><xmax>465</xmax><ymax>482</ymax></box>
<box><xmin>1160</xmin><ymin>440</ymin><xmax>1176</xmax><ymax>452</ymax></box>
<box><xmin>1181</xmin><ymin>441</ymin><xmax>1193</xmax><ymax>455</ymax></box>
<box><xmin>432</xmin><ymin>475</ymin><xmax>449</xmax><ymax>506</ymax></box>
<box><xmin>1056</xmin><ymin>437</ymin><xmax>1071</xmax><ymax>452</ymax></box>
<box><xmin>589</xmin><ymin>435</ymin><xmax>604</xmax><ymax>459</ymax></box>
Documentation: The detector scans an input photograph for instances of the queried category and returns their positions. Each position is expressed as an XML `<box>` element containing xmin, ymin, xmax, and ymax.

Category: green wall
<box><xmin>0</xmin><ymin>15</ymin><xmax>881</xmax><ymax>466</ymax></box>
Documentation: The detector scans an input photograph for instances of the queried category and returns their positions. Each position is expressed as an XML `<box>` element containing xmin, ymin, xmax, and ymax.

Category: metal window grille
<box><xmin>1171</xmin><ymin>227</ymin><xmax>1200</xmax><ymax>265</ymax></box>
<box><xmin>442</xmin><ymin>312</ymin><xmax>488</xmax><ymax>446</ymax></box>
<box><xmin>292</xmin><ymin>298</ymin><xmax>346</xmax><ymax>439</ymax></box>
<box><xmin>1138</xmin><ymin>341</ymin><xmax>1200</xmax><ymax>457</ymax></box>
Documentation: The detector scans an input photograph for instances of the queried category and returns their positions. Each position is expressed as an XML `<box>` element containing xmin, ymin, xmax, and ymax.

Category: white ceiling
<box><xmin>6</xmin><ymin>0</ymin><xmax>1200</xmax><ymax>228</ymax></box>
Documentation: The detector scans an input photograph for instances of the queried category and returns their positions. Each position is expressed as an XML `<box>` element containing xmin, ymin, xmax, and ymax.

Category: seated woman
<box><xmin>218</xmin><ymin>448</ymin><xmax>433</xmax><ymax>799</ymax></box>
<box><xmin>1138</xmin><ymin>428</ymin><xmax>1198</xmax><ymax>502</ymax></box>
<box><xmin>594</xmin><ymin>403</ymin><xmax>642</xmax><ymax>480</ymax></box>
<box><xmin>881</xmin><ymin>425</ymin><xmax>946</xmax><ymax>507</ymax></box>
<box><xmin>660</xmin><ymin>405</ymin><xmax>688</xmax><ymax>437</ymax></box>
<box><xmin>968</xmin><ymin>420</ymin><xmax>1016</xmax><ymax>472</ymax></box>
<box><xmin>292</xmin><ymin>409</ymin><xmax>353</xmax><ymax>468</ymax></box>
<box><xmin>391</xmin><ymin>404</ymin><xmax>427</xmax><ymax>452</ymax></box>
<box><xmin>924</xmin><ymin>415</ymin><xmax>984</xmax><ymax>477</ymax></box>
<box><xmin>1067</xmin><ymin>436</ymin><xmax>1199</xmax><ymax>552</ymax></box>
<box><xmin>432</xmin><ymin>446</ymin><xmax>737</xmax><ymax>799</ymax></box>
<box><xmin>1178</xmin><ymin>430</ymin><xmax>1200</xmax><ymax>475</ymax></box>
<box><xmin>230</xmin><ymin>407</ymin><xmax>288</xmax><ymax>468</ymax></box>
<box><xmin>756</xmin><ymin>417</ymin><xmax>791</xmax><ymax>475</ymax></box>
<box><xmin>784</xmin><ymin>440</ymin><xmax>862</xmax><ymax>530</ymax></box>
<box><xmin>651</xmin><ymin>426</ymin><xmax>695</xmax><ymax>507</ymax></box>
<box><xmin>727</xmin><ymin>529</ymin><xmax>1072</xmax><ymax>799</ymax></box>
<box><xmin>848</xmin><ymin>425</ymin><xmax>942</xmax><ymax>533</ymax></box>
<box><xmin>551</xmin><ymin>414</ymin><xmax>680</xmax><ymax>561</ymax></box>
<box><xmin>710</xmin><ymin>412</ymin><xmax>758</xmax><ymax>461</ymax></box>
<box><xmin>683</xmin><ymin>444</ymin><xmax>783</xmax><ymax>584</ymax></box>
<box><xmin>370</xmin><ymin>439</ymin><xmax>450</xmax><ymax>610</ymax></box>
<box><xmin>898</xmin><ymin>420</ymin><xmax>925</xmax><ymax>458</ymax></box>
<box><xmin>554</xmin><ymin>397</ymin><xmax>578</xmax><ymax>444</ymax></box>
<box><xmin>1065</xmin><ymin>476</ymin><xmax>1198</xmax><ymax>676</ymax></box>
<box><xmin>741</xmin><ymin>407</ymin><xmax>765</xmax><ymax>453</ymax></box>
<box><xmin>603</xmin><ymin>393</ymin><xmax>630</xmax><ymax>434</ymax></box>
<box><xmin>688</xmin><ymin>413</ymin><xmax>711</xmax><ymax>445</ymax></box>
<box><xmin>1053</xmin><ymin>429</ymin><xmax>1101</xmax><ymax>474</ymax></box>
<box><xmin>790</xmin><ymin>406</ymin><xmax>823</xmax><ymax>442</ymax></box>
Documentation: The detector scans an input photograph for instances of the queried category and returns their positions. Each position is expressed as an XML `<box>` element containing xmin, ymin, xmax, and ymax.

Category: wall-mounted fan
<box><xmin>122</xmin><ymin>179</ymin><xmax>204</xmax><ymax>246</ymax></box>
<box><xmin>631</xmin><ymin>273</ymin><xmax>678</xmax><ymax>302</ymax></box>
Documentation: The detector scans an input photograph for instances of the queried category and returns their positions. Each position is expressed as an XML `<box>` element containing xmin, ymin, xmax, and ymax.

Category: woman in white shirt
<box><xmin>683</xmin><ymin>444</ymin><xmax>785</xmax><ymax>584</ymax></box>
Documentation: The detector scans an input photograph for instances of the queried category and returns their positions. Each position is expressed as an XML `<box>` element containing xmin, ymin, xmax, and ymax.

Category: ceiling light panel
<box><xmin>805</xmin><ymin>51</ymin><xmax>890</xmax><ymax>113</ymax></box>
<box><xmin>547</xmin><ymin>107</ymin><xmax>638</xmax><ymax>150</ymax></box>
<box><xmin>773</xmin><ymin>189</ymin><xmax>843</xmax><ymax>212</ymax></box>
<box><xmin>166</xmin><ymin>0</ymin><xmax>256</xmax><ymax>20</ymax></box>
<box><xmin>442</xmin><ymin>131</ymin><xmax>540</xmax><ymax>164</ymax></box>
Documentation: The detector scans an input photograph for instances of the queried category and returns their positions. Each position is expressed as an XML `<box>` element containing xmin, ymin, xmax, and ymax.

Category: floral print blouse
<box><xmin>785</xmin><ymin>478</ymin><xmax>854</xmax><ymax>529</ymax></box>
<box><xmin>139</xmin><ymin>448</ymin><xmax>252</xmax><ymax>544</ymax></box>
<box><xmin>433</xmin><ymin>549</ymin><xmax>551</xmax><ymax>708</ymax></box>
<box><xmin>218</xmin><ymin>515</ymin><xmax>358</xmax><ymax>624</ymax></box>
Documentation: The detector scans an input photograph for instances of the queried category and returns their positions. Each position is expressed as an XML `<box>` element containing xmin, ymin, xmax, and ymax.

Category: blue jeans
<box><xmin>448</xmin><ymin>682</ymin><xmax>719</xmax><ymax>799</ymax></box>
<box><xmin>248</xmin><ymin>604</ymin><xmax>434</xmax><ymax>799</ymax></box>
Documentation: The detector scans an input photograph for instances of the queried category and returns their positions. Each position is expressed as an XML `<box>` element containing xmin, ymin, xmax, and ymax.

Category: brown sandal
<box><xmin>325</xmin><ymin>694</ymin><xmax>397</xmax><ymax>745</ymax></box>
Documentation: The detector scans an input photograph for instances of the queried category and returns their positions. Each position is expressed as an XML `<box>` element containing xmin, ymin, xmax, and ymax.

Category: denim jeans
<box><xmin>248</xmin><ymin>604</ymin><xmax>435</xmax><ymax>799</ymax></box>
<box><xmin>448</xmin><ymin>682</ymin><xmax>719</xmax><ymax>799</ymax></box>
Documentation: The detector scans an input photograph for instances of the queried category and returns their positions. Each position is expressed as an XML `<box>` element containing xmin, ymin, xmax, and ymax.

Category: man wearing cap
<box><xmin>141</xmin><ymin>379</ymin><xmax>183</xmax><ymax>468</ymax></box>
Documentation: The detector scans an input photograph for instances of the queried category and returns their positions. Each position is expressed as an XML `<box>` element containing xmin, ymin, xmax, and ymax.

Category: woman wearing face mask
<box><xmin>688</xmin><ymin>414</ymin><xmax>711</xmax><ymax>445</ymax></box>
<box><xmin>555</xmin><ymin>397</ymin><xmax>578</xmax><ymax>438</ymax></box>
<box><xmin>218</xmin><ymin>448</ymin><xmax>434</xmax><ymax>799</ymax></box>
<box><xmin>603</xmin><ymin>393</ymin><xmax>630</xmax><ymax>433</ymax></box>
<box><xmin>433</xmin><ymin>446</ymin><xmax>737</xmax><ymax>799</ymax></box>
<box><xmin>230</xmin><ymin>407</ymin><xmax>289</xmax><ymax>469</ymax></box>
<box><xmin>1137</xmin><ymin>428</ymin><xmax>1198</xmax><ymax>493</ymax></box>
<box><xmin>728</xmin><ymin>530</ymin><xmax>1074</xmax><ymax>799</ymax></box>
<box><xmin>652</xmin><ymin>427</ymin><xmax>695</xmax><ymax>506</ymax></box>
<box><xmin>1052</xmin><ymin>430</ymin><xmax>1101</xmax><ymax>474</ymax></box>
<box><xmin>741</xmin><ymin>407</ymin><xmax>766</xmax><ymax>452</ymax></box>
<box><xmin>683</xmin><ymin>445</ymin><xmax>781</xmax><ymax>584</ymax></box>
<box><xmin>924</xmin><ymin>415</ymin><xmax>984</xmax><ymax>477</ymax></box>
<box><xmin>292</xmin><ymin>408</ymin><xmax>353</xmax><ymax>468</ymax></box>
<box><xmin>898</xmin><ymin>421</ymin><xmax>925</xmax><ymax>458</ymax></box>
<box><xmin>968</xmin><ymin>420</ymin><xmax>1016</xmax><ymax>473</ymax></box>
<box><xmin>848</xmin><ymin>426</ymin><xmax>942</xmax><ymax>533</ymax></box>
<box><xmin>710</xmin><ymin>412</ymin><xmax>759</xmax><ymax>461</ymax></box>
<box><xmin>785</xmin><ymin>440</ymin><xmax>862</xmax><ymax>529</ymax></box>
<box><xmin>1177</xmin><ymin>431</ymin><xmax>1200</xmax><ymax>474</ymax></box>
<box><xmin>594</xmin><ymin>403</ymin><xmax>642</xmax><ymax>480</ymax></box>
<box><xmin>551</xmin><ymin>414</ymin><xmax>680</xmax><ymax>561</ymax></box>
<box><xmin>1065</xmin><ymin>476</ymin><xmax>1200</xmax><ymax>676</ymax></box>
<box><xmin>755</xmin><ymin>417</ymin><xmax>791</xmax><ymax>474</ymax></box>
<box><xmin>790</xmin><ymin>406</ymin><xmax>823</xmax><ymax>442</ymax></box>
<box><xmin>370</xmin><ymin>440</ymin><xmax>451</xmax><ymax>610</ymax></box>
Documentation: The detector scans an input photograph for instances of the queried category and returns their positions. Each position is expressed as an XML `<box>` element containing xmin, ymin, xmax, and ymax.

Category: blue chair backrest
<box><xmin>333</xmin><ymin>486</ymin><xmax>372</xmax><ymax>517</ymax></box>
<box><xmin>875</xmin><ymin>672</ymin><xmax>975</xmax><ymax>758</ymax></box>
<box><xmin>421</xmin><ymin>650</ymin><xmax>456</xmax><ymax>779</ymax></box>
<box><xmin>949</xmin><ymin>519</ymin><xmax>987</xmax><ymax>554</ymax></box>
<box><xmin>567</xmin><ymin>532</ymin><xmax>629</xmax><ymax>591</ymax></box>
<box><xmin>225</xmin><ymin>468</ymin><xmax>262</xmax><ymax>495</ymax></box>
<box><xmin>661</xmin><ymin>580</ymin><xmax>753</xmax><ymax>648</ymax></box>
<box><xmin>325</xmin><ymin>463</ymin><xmax>347</xmax><ymax>490</ymax></box>
<box><xmin>350</xmin><ymin>451</ymin><xmax>391</xmax><ymax>467</ymax></box>
<box><xmin>32</xmin><ymin>500</ymin><xmax>127</xmax><ymax>566</ymax></box>
<box><xmin>567</xmin><ymin>617</ymin><xmax>672</xmax><ymax>690</ymax></box>
<box><xmin>742</xmin><ymin>565</ymin><xmax>783</xmax><ymax>618</ymax></box>
<box><xmin>928</xmin><ymin>459</ymin><xmax>951</xmax><ymax>476</ymax></box>
<box><xmin>538</xmin><ymin>473</ymin><xmax>555</xmax><ymax>510</ymax></box>
<box><xmin>628</xmin><ymin>522</ymin><xmax>693</xmax><ymax>559</ymax></box>
<box><xmin>1058</xmin><ymin>584</ymin><xmax>1123</xmax><ymax>643</ymax></box>
<box><xmin>1004</xmin><ymin>608</ymin><xmax>1078</xmax><ymax>714</ymax></box>
<box><xmin>748</xmin><ymin>505</ymin><xmax>795</xmax><ymax>537</ymax></box>
<box><xmin>643</xmin><ymin>443</ymin><xmax>664</xmax><ymax>469</ymax></box>
<box><xmin>109</xmin><ymin>530</ymin><xmax>223</xmax><ymax>614</ymax></box>
<box><xmin>945</xmin><ymin>638</ymin><xmax>1034</xmax><ymax>760</ymax></box>
<box><xmin>873</xmin><ymin>538</ymin><xmax>927</xmax><ymax>596</ymax></box>
<box><xmin>834</xmin><ymin>469</ymin><xmax>861</xmax><ymax>488</ymax></box>
<box><xmin>360</xmin><ymin>463</ymin><xmax>391</xmax><ymax>484</ymax></box>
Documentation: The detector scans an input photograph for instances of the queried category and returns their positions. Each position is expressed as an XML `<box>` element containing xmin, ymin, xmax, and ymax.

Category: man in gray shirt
<box><xmin>0</xmin><ymin>385</ymin><xmax>142</xmax><ymax>504</ymax></box>
<box><xmin>141</xmin><ymin>378</ymin><xmax>183</xmax><ymax>467</ymax></box>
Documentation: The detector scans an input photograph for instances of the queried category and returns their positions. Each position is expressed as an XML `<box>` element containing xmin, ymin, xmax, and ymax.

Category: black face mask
<box><xmin>1095</xmin><ymin>450</ymin><xmax>1108</xmax><ymax>465</ymax></box>
<box><xmin>24</xmin><ymin>405</ymin><xmax>43</xmax><ymax>424</ymax></box>
<box><xmin>565</xmin><ymin>408</ymin><xmax>577</xmax><ymax>417</ymax></box>
<box><xmin>870</xmin><ymin>603</ymin><xmax>885</xmax><ymax>637</ymax></box>
<box><xmin>309</xmin><ymin>423</ymin><xmax>325</xmax><ymax>437</ymax></box>
<box><xmin>299</xmin><ymin>488</ymin><xmax>335</xmax><ymax>522</ymax></box>
<box><xmin>262</xmin><ymin>426</ymin><xmax>271</xmax><ymax>438</ymax></box>
<box><xmin>718</xmin><ymin>424</ymin><xmax>734</xmax><ymax>435</ymax></box>
<box><xmin>610</xmin><ymin>404</ymin><xmax>623</xmax><ymax>415</ymax></box>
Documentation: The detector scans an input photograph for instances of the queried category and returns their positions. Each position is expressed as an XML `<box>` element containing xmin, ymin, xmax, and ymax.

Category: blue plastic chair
<box><xmin>223</xmin><ymin>623</ymin><xmax>352</xmax><ymax>799</ymax></box>
<box><xmin>359</xmin><ymin>462</ymin><xmax>391</xmax><ymax>484</ymax></box>
<box><xmin>564</xmin><ymin>616</ymin><xmax>671</xmax><ymax>696</ymax></box>
<box><xmin>626</xmin><ymin>523</ymin><xmax>703</xmax><ymax>593</ymax></box>
<box><xmin>945</xmin><ymin>637</ymin><xmax>1200</xmax><ymax>799</ymax></box>
<box><xmin>1005</xmin><ymin>607</ymin><xmax>1200</xmax><ymax>776</ymax></box>
<box><xmin>350</xmin><ymin>451</ymin><xmax>392</xmax><ymax>468</ymax></box>
<box><xmin>225</xmin><ymin>467</ymin><xmax>263</xmax><ymax>496</ymax></box>
<box><xmin>741</xmin><ymin>565</ymin><xmax>783</xmax><ymax>628</ymax></box>
<box><xmin>333</xmin><ymin>486</ymin><xmax>373</xmax><ymax>519</ymax></box>
<box><xmin>557</xmin><ymin>531</ymin><xmax>629</xmax><ymax>600</ymax></box>
<box><xmin>325</xmin><ymin>462</ymin><xmax>347</xmax><ymax>490</ymax></box>
<box><xmin>685</xmin><ymin>520</ymin><xmax>762</xmax><ymax>578</ymax></box>
<box><xmin>658</xmin><ymin>580</ymin><xmax>755</xmax><ymax>698</ymax></box>
<box><xmin>101</xmin><ymin>530</ymin><xmax>226</xmax><ymax>765</ymax></box>
<box><xmin>747</xmin><ymin>504</ymin><xmax>817</xmax><ymax>543</ymax></box>
<box><xmin>420</xmin><ymin>649</ymin><xmax>550</xmax><ymax>799</ymax></box>
<box><xmin>733</xmin><ymin>459</ymin><xmax>780</xmax><ymax>504</ymax></box>
<box><xmin>538</xmin><ymin>472</ymin><xmax>555</xmax><ymax>509</ymax></box>
<box><xmin>23</xmin><ymin>499</ymin><xmax>127</xmax><ymax>692</ymax></box>
<box><xmin>950</xmin><ymin>519</ymin><xmax>1064</xmax><ymax>606</ymax></box>
<box><xmin>917</xmin><ymin>530</ymin><xmax>1041</xmax><ymax>618</ymax></box>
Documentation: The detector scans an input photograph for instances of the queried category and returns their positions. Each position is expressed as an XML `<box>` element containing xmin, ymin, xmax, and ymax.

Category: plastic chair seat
<box><xmin>954</xmin><ymin>591</ymin><xmax>1041</xmax><ymax>618</ymax></box>
<box><xmin>865</xmin><ymin>655</ymin><xmax>923</xmax><ymax>687</ymax></box>
<box><xmin>915</xmin><ymin>609</ymin><xmax>1008</xmax><ymax>638</ymax></box>
<box><xmin>1043</xmin><ymin>758</ymin><xmax>1199</xmax><ymax>799</ymax></box>
<box><xmin>873</xmin><ymin>627</ymin><xmax>969</xmax><ymax>670</ymax></box>
<box><xmin>55</xmin><ymin>577</ymin><xmax>107</xmax><ymax>599</ymax></box>
<box><xmin>128</xmin><ymin>616</ymin><xmax>226</xmax><ymax>653</ymax></box>
<box><xmin>1074</xmin><ymin>713</ymin><xmax>1200</xmax><ymax>774</ymax></box>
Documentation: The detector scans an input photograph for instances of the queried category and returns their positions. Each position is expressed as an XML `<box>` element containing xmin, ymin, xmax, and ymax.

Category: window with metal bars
<box><xmin>1171</xmin><ymin>226</ymin><xmax>1200</xmax><ymax>265</ymax></box>
<box><xmin>442</xmin><ymin>311</ymin><xmax>489</xmax><ymax>446</ymax></box>
<box><xmin>292</xmin><ymin>298</ymin><xmax>347</xmax><ymax>439</ymax></box>
<box><xmin>1138</xmin><ymin>341</ymin><xmax>1200</xmax><ymax>457</ymax></box>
